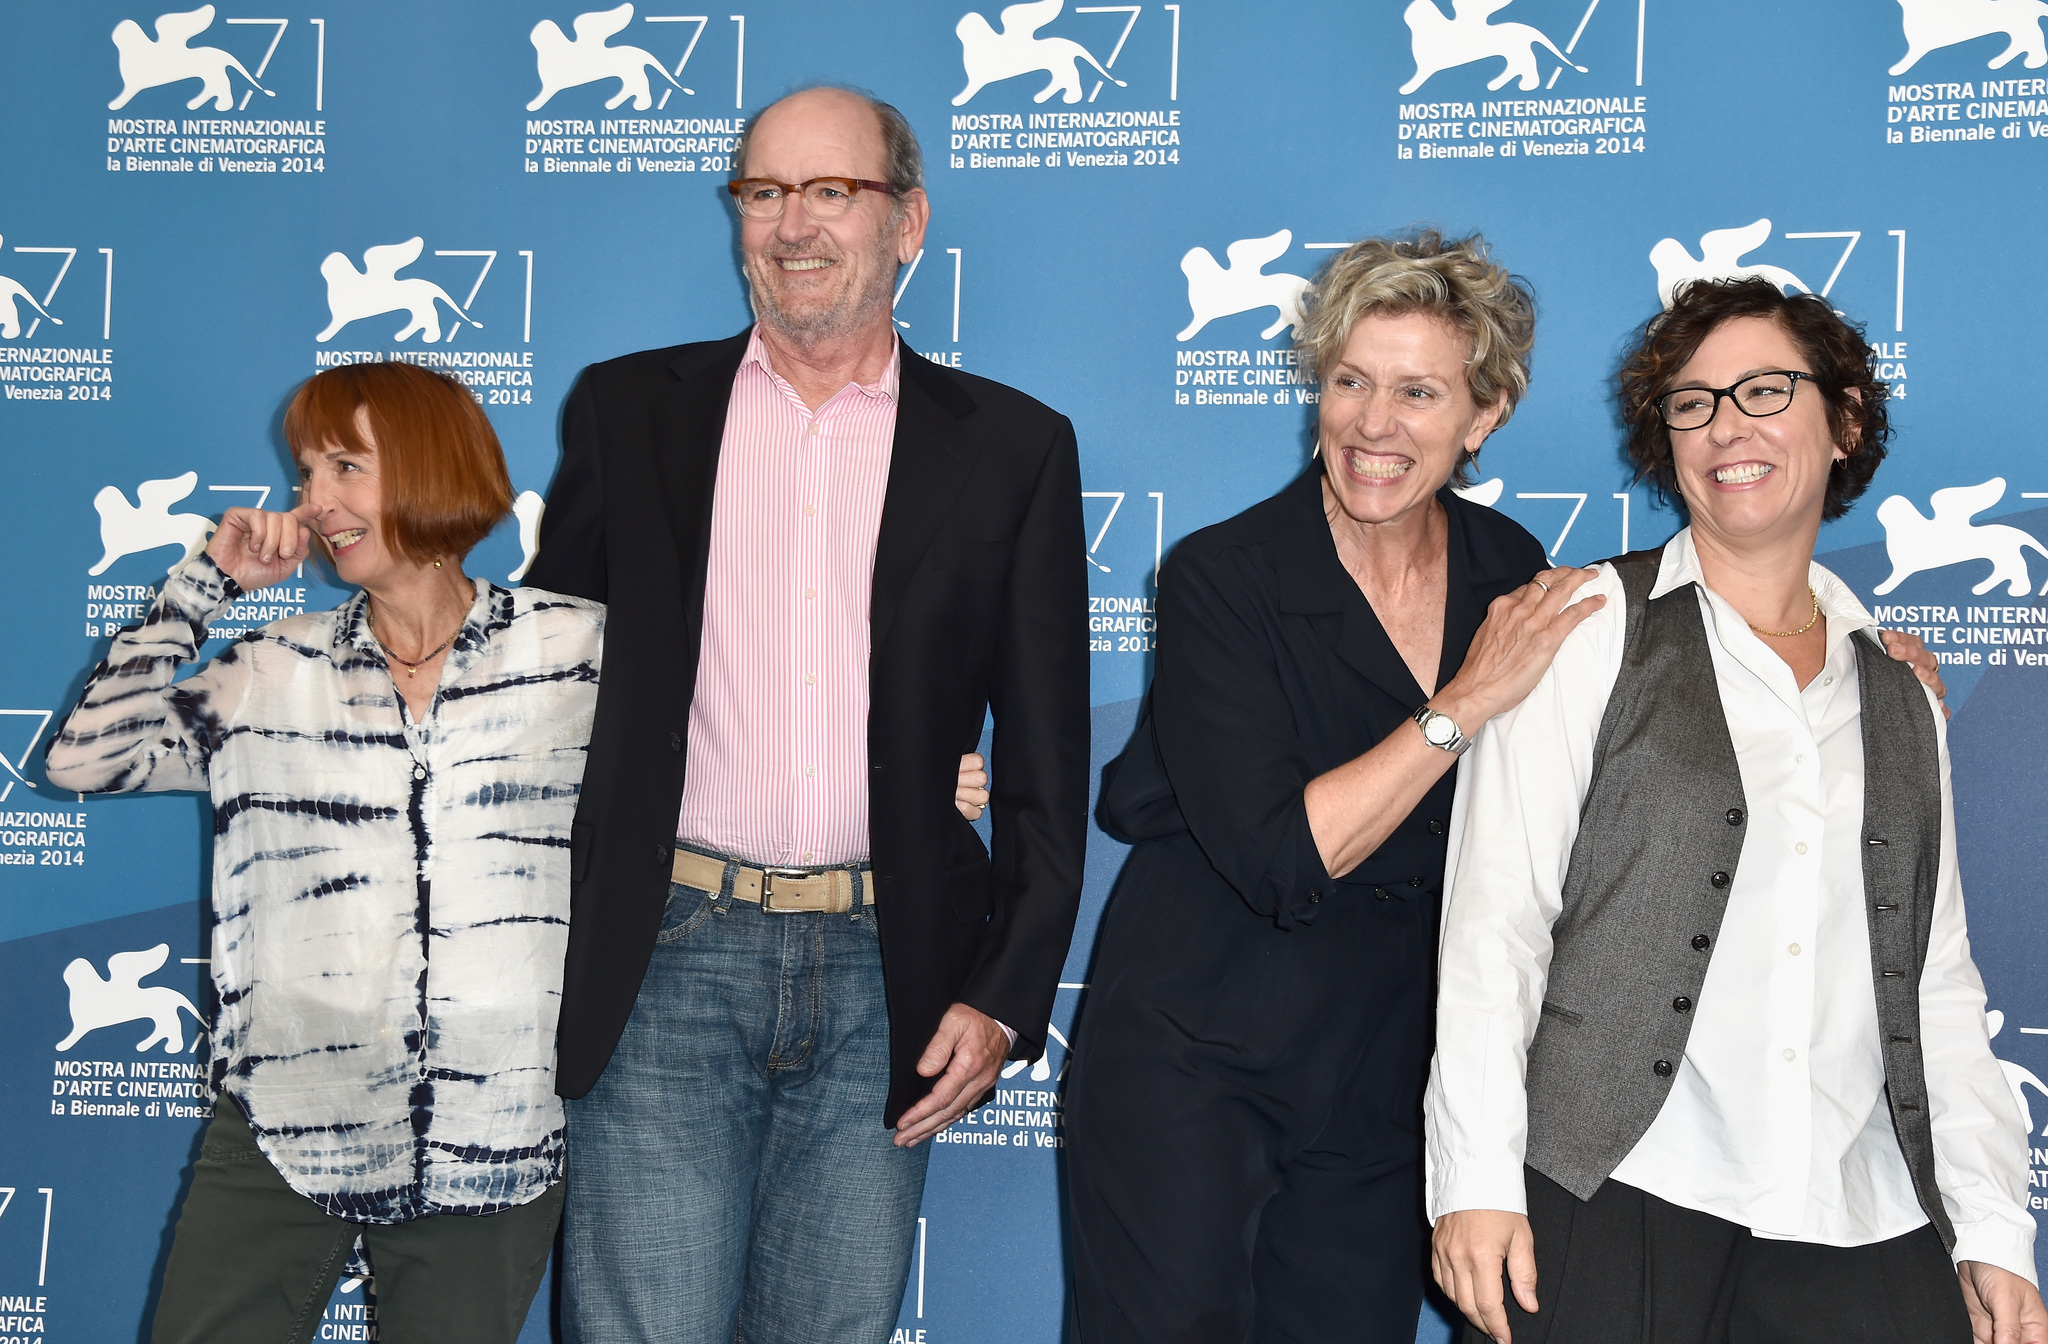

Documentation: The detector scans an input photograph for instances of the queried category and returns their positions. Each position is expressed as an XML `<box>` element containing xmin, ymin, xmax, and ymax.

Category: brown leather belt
<box><xmin>671</xmin><ymin>847</ymin><xmax>871</xmax><ymax>914</ymax></box>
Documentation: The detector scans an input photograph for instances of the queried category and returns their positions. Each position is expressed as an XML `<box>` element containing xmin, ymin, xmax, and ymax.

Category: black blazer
<box><xmin>1101</xmin><ymin>466</ymin><xmax>1546</xmax><ymax>921</ymax></box>
<box><xmin>525</xmin><ymin>330</ymin><xmax>1091</xmax><ymax>1123</ymax></box>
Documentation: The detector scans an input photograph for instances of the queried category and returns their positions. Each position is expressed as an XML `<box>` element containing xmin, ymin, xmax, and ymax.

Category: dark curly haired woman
<box><xmin>1427</xmin><ymin>277</ymin><xmax>2043</xmax><ymax>1344</ymax></box>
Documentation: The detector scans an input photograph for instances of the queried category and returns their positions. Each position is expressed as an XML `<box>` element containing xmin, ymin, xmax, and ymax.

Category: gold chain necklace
<box><xmin>1749</xmin><ymin>585</ymin><xmax>1821</xmax><ymax>639</ymax></box>
<box><xmin>366</xmin><ymin>605</ymin><xmax>459</xmax><ymax>678</ymax></box>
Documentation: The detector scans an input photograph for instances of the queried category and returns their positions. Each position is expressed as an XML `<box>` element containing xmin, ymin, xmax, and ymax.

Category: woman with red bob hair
<box><xmin>49</xmin><ymin>361</ymin><xmax>603</xmax><ymax>1343</ymax></box>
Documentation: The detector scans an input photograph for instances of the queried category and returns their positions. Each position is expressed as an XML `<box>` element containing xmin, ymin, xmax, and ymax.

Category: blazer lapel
<box><xmin>871</xmin><ymin>344</ymin><xmax>977</xmax><ymax>653</ymax></box>
<box><xmin>656</xmin><ymin>332</ymin><xmax>750</xmax><ymax>630</ymax></box>
<box><xmin>1270</xmin><ymin>469</ymin><xmax>1427</xmax><ymax>707</ymax></box>
<box><xmin>1437</xmin><ymin>491</ymin><xmax>1488</xmax><ymax>692</ymax></box>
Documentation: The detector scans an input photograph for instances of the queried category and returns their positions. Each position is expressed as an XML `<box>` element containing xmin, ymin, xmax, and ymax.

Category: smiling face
<box><xmin>297</xmin><ymin>410</ymin><xmax>413</xmax><ymax>590</ymax></box>
<box><xmin>1663</xmin><ymin>314</ymin><xmax>1849</xmax><ymax>551</ymax></box>
<box><xmin>1317</xmin><ymin>310</ymin><xmax>1504</xmax><ymax>529</ymax></box>
<box><xmin>737</xmin><ymin>89</ymin><xmax>928</xmax><ymax>348</ymax></box>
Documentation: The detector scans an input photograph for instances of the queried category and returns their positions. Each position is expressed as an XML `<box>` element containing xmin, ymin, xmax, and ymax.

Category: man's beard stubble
<box><xmin>749</xmin><ymin>226</ymin><xmax>901</xmax><ymax>350</ymax></box>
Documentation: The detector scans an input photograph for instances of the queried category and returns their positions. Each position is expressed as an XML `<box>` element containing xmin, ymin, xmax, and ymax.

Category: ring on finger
<box><xmin>1532</xmin><ymin>578</ymin><xmax>1551</xmax><ymax>594</ymax></box>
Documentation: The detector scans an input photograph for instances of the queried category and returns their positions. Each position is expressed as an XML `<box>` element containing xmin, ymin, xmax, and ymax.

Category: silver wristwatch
<box><xmin>1412</xmin><ymin>704</ymin><xmax>1472</xmax><ymax>756</ymax></box>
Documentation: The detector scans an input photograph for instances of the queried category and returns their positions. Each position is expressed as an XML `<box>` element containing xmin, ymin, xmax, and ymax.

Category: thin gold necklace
<box><xmin>366</xmin><ymin>604</ymin><xmax>459</xmax><ymax>678</ymax></box>
<box><xmin>1749</xmin><ymin>585</ymin><xmax>1821</xmax><ymax>639</ymax></box>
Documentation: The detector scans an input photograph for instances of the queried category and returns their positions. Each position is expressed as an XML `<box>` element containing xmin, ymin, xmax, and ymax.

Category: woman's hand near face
<box><xmin>206</xmin><ymin>504</ymin><xmax>317</xmax><ymax>593</ymax></box>
<box><xmin>954</xmin><ymin>752</ymin><xmax>989</xmax><ymax>820</ymax></box>
<box><xmin>1431</xmin><ymin>566</ymin><xmax>1607</xmax><ymax>730</ymax></box>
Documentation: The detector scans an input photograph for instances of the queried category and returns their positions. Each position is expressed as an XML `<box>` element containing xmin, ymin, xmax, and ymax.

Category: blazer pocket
<box><xmin>570</xmin><ymin>821</ymin><xmax>593</xmax><ymax>884</ymax></box>
<box><xmin>931</xmin><ymin>539</ymin><xmax>1016</xmax><ymax>574</ymax></box>
<box><xmin>1539</xmin><ymin>1000</ymin><xmax>1584</xmax><ymax>1027</ymax></box>
<box><xmin>947</xmin><ymin>855</ymin><xmax>994</xmax><ymax>926</ymax></box>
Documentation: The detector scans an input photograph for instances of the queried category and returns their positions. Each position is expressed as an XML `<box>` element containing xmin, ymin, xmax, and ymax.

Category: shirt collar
<box><xmin>741</xmin><ymin>323</ymin><xmax>901</xmax><ymax>405</ymax></box>
<box><xmin>335</xmin><ymin>577</ymin><xmax>509</xmax><ymax>666</ymax></box>
<box><xmin>1651</xmin><ymin>525</ymin><xmax>1879</xmax><ymax>646</ymax></box>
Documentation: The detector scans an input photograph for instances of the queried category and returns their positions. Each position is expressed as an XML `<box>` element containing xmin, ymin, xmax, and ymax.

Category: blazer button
<box><xmin>669</xmin><ymin>733</ymin><xmax>683</xmax><ymax>752</ymax></box>
<box><xmin>1710</xmin><ymin>871</ymin><xmax>1730</xmax><ymax>888</ymax></box>
<box><xmin>1428</xmin><ymin>819</ymin><xmax>1445</xmax><ymax>836</ymax></box>
<box><xmin>1308</xmin><ymin>891</ymin><xmax>1322</xmax><ymax>904</ymax></box>
<box><xmin>1725</xmin><ymin>807</ymin><xmax>1744</xmax><ymax>826</ymax></box>
<box><xmin>655</xmin><ymin>843</ymin><xmax>670</xmax><ymax>865</ymax></box>
<box><xmin>1653</xmin><ymin>1059</ymin><xmax>1674</xmax><ymax>1077</ymax></box>
<box><xmin>1691</xmin><ymin>934</ymin><xmax>1711</xmax><ymax>951</ymax></box>
<box><xmin>1374</xmin><ymin>887</ymin><xmax>1390</xmax><ymax>901</ymax></box>
<box><xmin>1409</xmin><ymin>876</ymin><xmax>1423</xmax><ymax>887</ymax></box>
<box><xmin>1672</xmin><ymin>996</ymin><xmax>1693</xmax><ymax>1013</ymax></box>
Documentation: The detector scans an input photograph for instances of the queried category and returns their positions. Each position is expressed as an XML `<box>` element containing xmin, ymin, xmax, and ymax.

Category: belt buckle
<box><xmin>757</xmin><ymin>868</ymin><xmax>815</xmax><ymax>913</ymax></box>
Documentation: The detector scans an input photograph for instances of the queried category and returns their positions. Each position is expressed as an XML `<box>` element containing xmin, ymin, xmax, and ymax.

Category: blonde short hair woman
<box><xmin>1062</xmin><ymin>230</ymin><xmax>1597</xmax><ymax>1341</ymax></box>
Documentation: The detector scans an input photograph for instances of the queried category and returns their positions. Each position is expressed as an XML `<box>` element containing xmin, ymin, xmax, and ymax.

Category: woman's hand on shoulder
<box><xmin>1879</xmin><ymin>628</ymin><xmax>1949</xmax><ymax>719</ymax></box>
<box><xmin>206</xmin><ymin>504</ymin><xmax>316</xmax><ymax>593</ymax></box>
<box><xmin>1435</xmin><ymin>567</ymin><xmax>1607</xmax><ymax>730</ymax></box>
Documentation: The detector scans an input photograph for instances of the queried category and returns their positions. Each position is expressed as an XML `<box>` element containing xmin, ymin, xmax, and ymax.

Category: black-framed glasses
<box><xmin>1654</xmin><ymin>371</ymin><xmax>1816</xmax><ymax>431</ymax></box>
<box><xmin>725</xmin><ymin>176</ymin><xmax>901</xmax><ymax>220</ymax></box>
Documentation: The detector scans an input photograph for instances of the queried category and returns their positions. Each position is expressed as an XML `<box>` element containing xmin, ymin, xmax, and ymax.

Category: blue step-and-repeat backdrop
<box><xmin>4</xmin><ymin>1</ymin><xmax>2048</xmax><ymax>1339</ymax></box>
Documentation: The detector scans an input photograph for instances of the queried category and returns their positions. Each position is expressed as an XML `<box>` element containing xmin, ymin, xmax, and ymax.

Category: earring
<box><xmin>433</xmin><ymin>558</ymin><xmax>443</xmax><ymax>569</ymax></box>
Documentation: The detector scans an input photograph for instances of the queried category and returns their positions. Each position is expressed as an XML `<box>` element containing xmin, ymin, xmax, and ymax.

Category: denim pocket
<box><xmin>655</xmin><ymin>882</ymin><xmax>718</xmax><ymax>944</ymax></box>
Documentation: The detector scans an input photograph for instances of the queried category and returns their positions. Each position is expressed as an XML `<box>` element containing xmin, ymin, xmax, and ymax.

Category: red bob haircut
<box><xmin>283</xmin><ymin>362</ymin><xmax>514</xmax><ymax>566</ymax></box>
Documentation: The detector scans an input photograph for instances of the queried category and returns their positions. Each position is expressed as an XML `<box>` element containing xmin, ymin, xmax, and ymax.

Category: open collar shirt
<box><xmin>46</xmin><ymin>553</ymin><xmax>604</xmax><ymax>1223</ymax></box>
<box><xmin>1425</xmin><ymin>529</ymin><xmax>2035</xmax><ymax>1282</ymax></box>
<box><xmin>676</xmin><ymin>325</ymin><xmax>900</xmax><ymax>868</ymax></box>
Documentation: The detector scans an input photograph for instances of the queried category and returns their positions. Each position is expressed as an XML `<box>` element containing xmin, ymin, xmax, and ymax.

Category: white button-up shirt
<box><xmin>1425</xmin><ymin>529</ymin><xmax>2035</xmax><ymax>1282</ymax></box>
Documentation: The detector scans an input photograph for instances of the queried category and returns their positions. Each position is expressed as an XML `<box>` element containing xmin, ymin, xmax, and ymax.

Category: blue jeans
<box><xmin>561</xmin><ymin>865</ymin><xmax>932</xmax><ymax>1344</ymax></box>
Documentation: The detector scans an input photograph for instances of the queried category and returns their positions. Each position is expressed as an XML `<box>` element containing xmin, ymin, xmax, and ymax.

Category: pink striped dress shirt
<box><xmin>677</xmin><ymin>326</ymin><xmax>899</xmax><ymax>867</ymax></box>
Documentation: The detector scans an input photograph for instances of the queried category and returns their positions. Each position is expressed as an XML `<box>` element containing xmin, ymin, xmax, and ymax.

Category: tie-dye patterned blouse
<box><xmin>46</xmin><ymin>553</ymin><xmax>603</xmax><ymax>1223</ymax></box>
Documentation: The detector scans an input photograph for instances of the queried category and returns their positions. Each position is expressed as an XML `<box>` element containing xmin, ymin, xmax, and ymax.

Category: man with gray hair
<box><xmin>524</xmin><ymin>85</ymin><xmax>1089</xmax><ymax>1342</ymax></box>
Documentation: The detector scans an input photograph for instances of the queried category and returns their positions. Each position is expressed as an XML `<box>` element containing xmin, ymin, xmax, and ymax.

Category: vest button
<box><xmin>1307</xmin><ymin>891</ymin><xmax>1322</xmax><ymax>904</ymax></box>
<box><xmin>1374</xmin><ymin>887</ymin><xmax>1390</xmax><ymax>901</ymax></box>
<box><xmin>1653</xmin><ymin>1059</ymin><xmax>1674</xmax><ymax>1077</ymax></box>
<box><xmin>1710</xmin><ymin>871</ymin><xmax>1731</xmax><ymax>888</ymax></box>
<box><xmin>1409</xmin><ymin>876</ymin><xmax>1423</xmax><ymax>887</ymax></box>
<box><xmin>1725</xmin><ymin>808</ymin><xmax>1744</xmax><ymax>826</ymax></box>
<box><xmin>1428</xmin><ymin>819</ymin><xmax>1445</xmax><ymax>835</ymax></box>
<box><xmin>1672</xmin><ymin>996</ymin><xmax>1692</xmax><ymax>1012</ymax></box>
<box><xmin>1691</xmin><ymin>934</ymin><xmax>1711</xmax><ymax>951</ymax></box>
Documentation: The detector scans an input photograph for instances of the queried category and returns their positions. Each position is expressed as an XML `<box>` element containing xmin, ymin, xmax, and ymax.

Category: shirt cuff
<box><xmin>152</xmin><ymin>552</ymin><xmax>240</xmax><ymax>636</ymax></box>
<box><xmin>1427</xmin><ymin>1161</ymin><xmax>1531</xmax><ymax>1224</ymax></box>
<box><xmin>168</xmin><ymin>551</ymin><xmax>242</xmax><ymax>607</ymax></box>
<box><xmin>1951</xmin><ymin>1217</ymin><xmax>2040</xmax><ymax>1288</ymax></box>
<box><xmin>998</xmin><ymin>1020</ymin><xmax>1017</xmax><ymax>1051</ymax></box>
<box><xmin>1275</xmin><ymin>799</ymin><xmax>1334</xmax><ymax>930</ymax></box>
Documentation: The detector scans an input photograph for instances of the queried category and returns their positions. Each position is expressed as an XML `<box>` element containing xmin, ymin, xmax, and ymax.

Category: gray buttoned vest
<box><xmin>1524</xmin><ymin>551</ymin><xmax>1954</xmax><ymax>1250</ymax></box>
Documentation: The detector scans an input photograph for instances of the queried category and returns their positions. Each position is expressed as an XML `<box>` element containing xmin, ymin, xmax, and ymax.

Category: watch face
<box><xmin>1423</xmin><ymin>713</ymin><xmax>1456</xmax><ymax>746</ymax></box>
